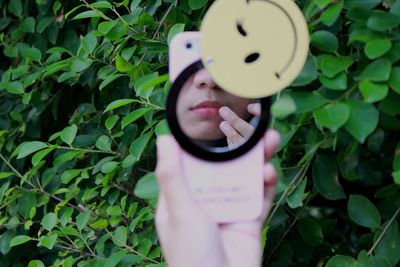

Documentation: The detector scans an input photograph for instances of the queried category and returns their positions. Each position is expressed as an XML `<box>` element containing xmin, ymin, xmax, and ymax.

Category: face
<box><xmin>177</xmin><ymin>69</ymin><xmax>252</xmax><ymax>142</ymax></box>
<box><xmin>200</xmin><ymin>0</ymin><xmax>309</xmax><ymax>98</ymax></box>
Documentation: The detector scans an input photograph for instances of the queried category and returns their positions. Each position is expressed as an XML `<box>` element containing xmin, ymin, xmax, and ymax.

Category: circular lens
<box><xmin>167</xmin><ymin>60</ymin><xmax>271</xmax><ymax>162</ymax></box>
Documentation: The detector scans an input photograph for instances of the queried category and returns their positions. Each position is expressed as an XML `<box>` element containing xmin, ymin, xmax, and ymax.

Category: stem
<box><xmin>265</xmin><ymin>158</ymin><xmax>312</xmax><ymax>226</ymax></box>
<box><xmin>55</xmin><ymin>145</ymin><xmax>121</xmax><ymax>156</ymax></box>
<box><xmin>138</xmin><ymin>3</ymin><xmax>173</xmax><ymax>65</ymax></box>
<box><xmin>0</xmin><ymin>153</ymin><xmax>81</xmax><ymax>211</ymax></box>
<box><xmin>264</xmin><ymin>194</ymin><xmax>313</xmax><ymax>265</ymax></box>
<box><xmin>367</xmin><ymin>206</ymin><xmax>400</xmax><ymax>256</ymax></box>
<box><xmin>80</xmin><ymin>0</ymin><xmax>113</xmax><ymax>21</ymax></box>
<box><xmin>152</xmin><ymin>4</ymin><xmax>173</xmax><ymax>39</ymax></box>
<box><xmin>105</xmin><ymin>228</ymin><xmax>160</xmax><ymax>264</ymax></box>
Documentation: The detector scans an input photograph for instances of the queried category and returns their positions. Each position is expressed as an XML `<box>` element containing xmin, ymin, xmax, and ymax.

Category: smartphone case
<box><xmin>168</xmin><ymin>32</ymin><xmax>264</xmax><ymax>222</ymax></box>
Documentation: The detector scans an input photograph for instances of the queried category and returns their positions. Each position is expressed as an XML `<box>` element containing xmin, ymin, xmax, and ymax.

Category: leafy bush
<box><xmin>0</xmin><ymin>0</ymin><xmax>399</xmax><ymax>266</ymax></box>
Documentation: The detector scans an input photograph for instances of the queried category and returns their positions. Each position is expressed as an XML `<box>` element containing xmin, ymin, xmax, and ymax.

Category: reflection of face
<box><xmin>177</xmin><ymin>69</ymin><xmax>252</xmax><ymax>141</ymax></box>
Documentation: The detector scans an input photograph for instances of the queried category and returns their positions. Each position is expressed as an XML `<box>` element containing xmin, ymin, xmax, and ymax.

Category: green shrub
<box><xmin>0</xmin><ymin>0</ymin><xmax>399</xmax><ymax>266</ymax></box>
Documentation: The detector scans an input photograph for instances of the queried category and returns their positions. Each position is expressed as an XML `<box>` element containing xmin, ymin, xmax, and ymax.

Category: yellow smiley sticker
<box><xmin>200</xmin><ymin>0</ymin><xmax>309</xmax><ymax>98</ymax></box>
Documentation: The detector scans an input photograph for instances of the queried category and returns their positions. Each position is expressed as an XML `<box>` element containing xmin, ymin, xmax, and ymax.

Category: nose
<box><xmin>193</xmin><ymin>69</ymin><xmax>218</xmax><ymax>89</ymax></box>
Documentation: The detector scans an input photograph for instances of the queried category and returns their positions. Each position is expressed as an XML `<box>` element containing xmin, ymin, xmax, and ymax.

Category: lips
<box><xmin>190</xmin><ymin>100</ymin><xmax>223</xmax><ymax>116</ymax></box>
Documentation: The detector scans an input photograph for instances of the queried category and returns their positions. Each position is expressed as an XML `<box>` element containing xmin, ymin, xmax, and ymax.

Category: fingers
<box><xmin>220</xmin><ymin>121</ymin><xmax>244</xmax><ymax>149</ymax></box>
<box><xmin>260</xmin><ymin>163</ymin><xmax>278</xmax><ymax>222</ymax></box>
<box><xmin>155</xmin><ymin>136</ymin><xmax>196</xmax><ymax>219</ymax></box>
<box><xmin>247</xmin><ymin>103</ymin><xmax>261</xmax><ymax>116</ymax></box>
<box><xmin>263</xmin><ymin>129</ymin><xmax>281</xmax><ymax>161</ymax></box>
<box><xmin>219</xmin><ymin>106</ymin><xmax>254</xmax><ymax>138</ymax></box>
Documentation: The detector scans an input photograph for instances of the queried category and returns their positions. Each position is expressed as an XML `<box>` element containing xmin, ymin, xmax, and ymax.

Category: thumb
<box><xmin>155</xmin><ymin>135</ymin><xmax>197</xmax><ymax>219</ymax></box>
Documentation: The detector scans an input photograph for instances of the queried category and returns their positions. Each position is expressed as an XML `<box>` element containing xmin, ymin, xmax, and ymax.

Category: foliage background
<box><xmin>0</xmin><ymin>0</ymin><xmax>399</xmax><ymax>266</ymax></box>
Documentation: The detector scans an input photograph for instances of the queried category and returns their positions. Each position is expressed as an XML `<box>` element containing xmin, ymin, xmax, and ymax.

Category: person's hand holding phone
<box><xmin>155</xmin><ymin>129</ymin><xmax>280</xmax><ymax>267</ymax></box>
<box><xmin>219</xmin><ymin>103</ymin><xmax>262</xmax><ymax>149</ymax></box>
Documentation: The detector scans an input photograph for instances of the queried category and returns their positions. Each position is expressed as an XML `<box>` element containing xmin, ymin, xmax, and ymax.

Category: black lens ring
<box><xmin>166</xmin><ymin>60</ymin><xmax>271</xmax><ymax>162</ymax></box>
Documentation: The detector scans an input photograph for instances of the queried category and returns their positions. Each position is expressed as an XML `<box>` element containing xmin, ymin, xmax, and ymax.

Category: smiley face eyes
<box><xmin>237</xmin><ymin>22</ymin><xmax>260</xmax><ymax>64</ymax></box>
<box><xmin>237</xmin><ymin>22</ymin><xmax>247</xmax><ymax>37</ymax></box>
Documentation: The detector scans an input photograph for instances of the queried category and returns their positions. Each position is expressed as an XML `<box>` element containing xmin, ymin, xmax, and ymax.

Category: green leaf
<box><xmin>121</xmin><ymin>108</ymin><xmax>151</xmax><ymax>129</ymax></box>
<box><xmin>271</xmin><ymin>94</ymin><xmax>296</xmax><ymax>119</ymax></box>
<box><xmin>314</xmin><ymin>0</ymin><xmax>330</xmax><ymax>8</ymax></box>
<box><xmin>313</xmin><ymin>102</ymin><xmax>350</xmax><ymax>132</ymax></box>
<box><xmin>134</xmin><ymin>73</ymin><xmax>168</xmax><ymax>98</ymax></box>
<box><xmin>312</xmin><ymin>155</ymin><xmax>346</xmax><ymax>200</ymax></box>
<box><xmin>90</xmin><ymin>1</ymin><xmax>112</xmax><ymax>9</ymax></box>
<box><xmin>345</xmin><ymin>99</ymin><xmax>379</xmax><ymax>143</ymax></box>
<box><xmin>9</xmin><ymin>235</ymin><xmax>32</xmax><ymax>247</ymax></box>
<box><xmin>53</xmin><ymin>151</ymin><xmax>81</xmax><ymax>166</ymax></box>
<box><xmin>367</xmin><ymin>10</ymin><xmax>400</xmax><ymax>32</ymax></box>
<box><xmin>129</xmin><ymin>132</ymin><xmax>153</xmax><ymax>161</ymax></box>
<box><xmin>311</xmin><ymin>30</ymin><xmax>338</xmax><ymax>53</ymax></box>
<box><xmin>134</xmin><ymin>172</ymin><xmax>159</xmax><ymax>199</ymax></box>
<box><xmin>326</xmin><ymin>255</ymin><xmax>357</xmax><ymax>267</ymax></box>
<box><xmin>8</xmin><ymin>0</ymin><xmax>22</xmax><ymax>17</ymax></box>
<box><xmin>76</xmin><ymin>211</ymin><xmax>91</xmax><ymax>231</ymax></box>
<box><xmin>61</xmin><ymin>169</ymin><xmax>81</xmax><ymax>184</ymax></box>
<box><xmin>38</xmin><ymin>234</ymin><xmax>57</xmax><ymax>249</ymax></box>
<box><xmin>104</xmin><ymin>99</ymin><xmax>136</xmax><ymax>113</ymax></box>
<box><xmin>104</xmin><ymin>251</ymin><xmax>127</xmax><ymax>267</ymax></box>
<box><xmin>365</xmin><ymin>39</ymin><xmax>392</xmax><ymax>59</ymax></box>
<box><xmin>17</xmin><ymin>141</ymin><xmax>49</xmax><ymax>159</ymax></box>
<box><xmin>101</xmin><ymin>161</ymin><xmax>118</xmax><ymax>174</ymax></box>
<box><xmin>0</xmin><ymin>172</ymin><xmax>13</xmax><ymax>179</ymax></box>
<box><xmin>155</xmin><ymin>119</ymin><xmax>171</xmax><ymax>136</ymax></box>
<box><xmin>95</xmin><ymin>135</ymin><xmax>112</xmax><ymax>152</ymax></box>
<box><xmin>189</xmin><ymin>0</ymin><xmax>208</xmax><ymax>10</ymax></box>
<box><xmin>361</xmin><ymin>59</ymin><xmax>392</xmax><ymax>82</ymax></box>
<box><xmin>348</xmin><ymin>195</ymin><xmax>381</xmax><ymax>229</ymax></box>
<box><xmin>292</xmin><ymin>55</ymin><xmax>318</xmax><ymax>86</ymax></box>
<box><xmin>6</xmin><ymin>81</ymin><xmax>24</xmax><ymax>94</ymax></box>
<box><xmin>28</xmin><ymin>260</ymin><xmax>45</xmax><ymax>267</ymax></box>
<box><xmin>287</xmin><ymin>179</ymin><xmax>307</xmax><ymax>208</ymax></box>
<box><xmin>105</xmin><ymin>115</ymin><xmax>119</xmax><ymax>131</ymax></box>
<box><xmin>116</xmin><ymin>54</ymin><xmax>133</xmax><ymax>73</ymax></box>
<box><xmin>72</xmin><ymin>10</ymin><xmax>103</xmax><ymax>20</ymax></box>
<box><xmin>100</xmin><ymin>74</ymin><xmax>125</xmax><ymax>91</ymax></box>
<box><xmin>391</xmin><ymin>0</ymin><xmax>400</xmax><ymax>16</ymax></box>
<box><xmin>389</xmin><ymin>67</ymin><xmax>400</xmax><ymax>94</ymax></box>
<box><xmin>22</xmin><ymin>48</ymin><xmax>42</xmax><ymax>62</ymax></box>
<box><xmin>320</xmin><ymin>0</ymin><xmax>344</xmax><ymax>26</ymax></box>
<box><xmin>81</xmin><ymin>32</ymin><xmax>97</xmax><ymax>54</ymax></box>
<box><xmin>359</xmin><ymin>80</ymin><xmax>389</xmax><ymax>103</ymax></box>
<box><xmin>167</xmin><ymin>23</ymin><xmax>185</xmax><ymax>45</ymax></box>
<box><xmin>70</xmin><ymin>57</ymin><xmax>93</xmax><ymax>72</ymax></box>
<box><xmin>61</xmin><ymin>125</ymin><xmax>78</xmax><ymax>146</ymax></box>
<box><xmin>344</xmin><ymin>0</ymin><xmax>380</xmax><ymax>10</ymax></box>
<box><xmin>41</xmin><ymin>212</ymin><xmax>57</xmax><ymax>231</ymax></box>
<box><xmin>32</xmin><ymin>146</ymin><xmax>56</xmax><ymax>166</ymax></box>
<box><xmin>98</xmin><ymin>21</ymin><xmax>116</xmax><ymax>34</ymax></box>
<box><xmin>319</xmin><ymin>55</ymin><xmax>353</xmax><ymax>78</ymax></box>
<box><xmin>298</xmin><ymin>218</ymin><xmax>323</xmax><ymax>246</ymax></box>
<box><xmin>374</xmin><ymin>221</ymin><xmax>400</xmax><ymax>266</ymax></box>
<box><xmin>90</xmin><ymin>219</ymin><xmax>109</xmax><ymax>229</ymax></box>
<box><xmin>20</xmin><ymin>17</ymin><xmax>35</xmax><ymax>33</ymax></box>
<box><xmin>113</xmin><ymin>226</ymin><xmax>127</xmax><ymax>246</ymax></box>
<box><xmin>320</xmin><ymin>72</ymin><xmax>348</xmax><ymax>90</ymax></box>
<box><xmin>393</xmin><ymin>170</ymin><xmax>400</xmax><ymax>185</ymax></box>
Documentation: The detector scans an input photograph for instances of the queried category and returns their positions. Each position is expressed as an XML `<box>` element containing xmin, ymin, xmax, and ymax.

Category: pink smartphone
<box><xmin>168</xmin><ymin>32</ymin><xmax>265</xmax><ymax>223</ymax></box>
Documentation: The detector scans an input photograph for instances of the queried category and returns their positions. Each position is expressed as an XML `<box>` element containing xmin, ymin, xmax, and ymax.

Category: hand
<box><xmin>155</xmin><ymin>129</ymin><xmax>280</xmax><ymax>267</ymax></box>
<box><xmin>219</xmin><ymin>103</ymin><xmax>262</xmax><ymax>149</ymax></box>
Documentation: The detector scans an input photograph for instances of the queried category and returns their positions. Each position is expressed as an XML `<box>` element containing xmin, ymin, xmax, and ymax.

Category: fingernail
<box><xmin>220</xmin><ymin>121</ymin><xmax>229</xmax><ymax>131</ymax></box>
<box><xmin>219</xmin><ymin>106</ymin><xmax>229</xmax><ymax>117</ymax></box>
